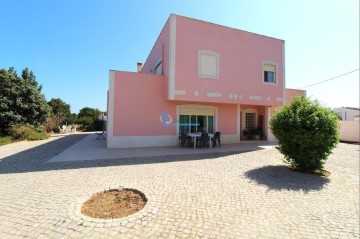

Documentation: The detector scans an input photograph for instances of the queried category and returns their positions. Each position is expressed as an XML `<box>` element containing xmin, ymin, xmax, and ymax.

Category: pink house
<box><xmin>107</xmin><ymin>14</ymin><xmax>305</xmax><ymax>148</ymax></box>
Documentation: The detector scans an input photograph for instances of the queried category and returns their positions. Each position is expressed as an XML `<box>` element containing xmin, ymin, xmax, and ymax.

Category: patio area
<box><xmin>0</xmin><ymin>133</ymin><xmax>359</xmax><ymax>238</ymax></box>
<box><xmin>49</xmin><ymin>133</ymin><xmax>275</xmax><ymax>162</ymax></box>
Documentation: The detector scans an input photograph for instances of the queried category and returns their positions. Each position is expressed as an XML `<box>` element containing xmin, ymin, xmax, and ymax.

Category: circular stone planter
<box><xmin>67</xmin><ymin>186</ymin><xmax>158</xmax><ymax>229</ymax></box>
<box><xmin>81</xmin><ymin>188</ymin><xmax>147</xmax><ymax>219</ymax></box>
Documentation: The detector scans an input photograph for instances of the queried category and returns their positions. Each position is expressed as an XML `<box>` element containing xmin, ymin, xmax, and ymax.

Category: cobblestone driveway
<box><xmin>0</xmin><ymin>135</ymin><xmax>359</xmax><ymax>238</ymax></box>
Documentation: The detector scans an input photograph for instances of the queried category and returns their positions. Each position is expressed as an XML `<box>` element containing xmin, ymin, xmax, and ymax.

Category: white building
<box><xmin>333</xmin><ymin>107</ymin><xmax>360</xmax><ymax>121</ymax></box>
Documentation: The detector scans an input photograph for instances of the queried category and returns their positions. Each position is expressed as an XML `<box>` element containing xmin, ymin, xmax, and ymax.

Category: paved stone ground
<box><xmin>0</xmin><ymin>135</ymin><xmax>359</xmax><ymax>238</ymax></box>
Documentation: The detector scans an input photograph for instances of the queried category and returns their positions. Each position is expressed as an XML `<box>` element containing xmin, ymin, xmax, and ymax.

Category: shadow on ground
<box><xmin>244</xmin><ymin>165</ymin><xmax>330</xmax><ymax>192</ymax></box>
<box><xmin>0</xmin><ymin>134</ymin><xmax>256</xmax><ymax>175</ymax></box>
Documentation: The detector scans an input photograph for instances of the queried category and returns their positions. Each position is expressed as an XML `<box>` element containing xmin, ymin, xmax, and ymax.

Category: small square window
<box><xmin>262</xmin><ymin>62</ymin><xmax>278</xmax><ymax>85</ymax></box>
<box><xmin>264</xmin><ymin>71</ymin><xmax>275</xmax><ymax>83</ymax></box>
<box><xmin>198</xmin><ymin>50</ymin><xmax>219</xmax><ymax>79</ymax></box>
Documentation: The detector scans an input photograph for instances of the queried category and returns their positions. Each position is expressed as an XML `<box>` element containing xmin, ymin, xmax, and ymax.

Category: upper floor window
<box><xmin>262</xmin><ymin>61</ymin><xmax>278</xmax><ymax>85</ymax></box>
<box><xmin>155</xmin><ymin>61</ymin><xmax>162</xmax><ymax>75</ymax></box>
<box><xmin>198</xmin><ymin>50</ymin><xmax>219</xmax><ymax>79</ymax></box>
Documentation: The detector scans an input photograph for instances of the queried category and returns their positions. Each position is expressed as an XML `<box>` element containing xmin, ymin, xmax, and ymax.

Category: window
<box><xmin>198</xmin><ymin>50</ymin><xmax>219</xmax><ymax>79</ymax></box>
<box><xmin>179</xmin><ymin>115</ymin><xmax>214</xmax><ymax>134</ymax></box>
<box><xmin>245</xmin><ymin>113</ymin><xmax>256</xmax><ymax>129</ymax></box>
<box><xmin>264</xmin><ymin>71</ymin><xmax>275</xmax><ymax>83</ymax></box>
<box><xmin>262</xmin><ymin>62</ymin><xmax>278</xmax><ymax>84</ymax></box>
<box><xmin>155</xmin><ymin>61</ymin><xmax>162</xmax><ymax>75</ymax></box>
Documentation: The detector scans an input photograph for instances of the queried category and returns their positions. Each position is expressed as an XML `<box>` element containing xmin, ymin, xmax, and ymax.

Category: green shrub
<box><xmin>52</xmin><ymin>126</ymin><xmax>60</xmax><ymax>133</ymax></box>
<box><xmin>8</xmin><ymin>124</ymin><xmax>50</xmax><ymax>141</ymax></box>
<box><xmin>27</xmin><ymin>132</ymin><xmax>50</xmax><ymax>141</ymax></box>
<box><xmin>0</xmin><ymin>136</ymin><xmax>13</xmax><ymax>146</ymax></box>
<box><xmin>270</xmin><ymin>96</ymin><xmax>340</xmax><ymax>171</ymax></box>
<box><xmin>9</xmin><ymin>124</ymin><xmax>36</xmax><ymax>140</ymax></box>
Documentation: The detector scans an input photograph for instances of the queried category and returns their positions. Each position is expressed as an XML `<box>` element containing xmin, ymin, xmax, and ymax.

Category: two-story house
<box><xmin>106</xmin><ymin>14</ymin><xmax>305</xmax><ymax>148</ymax></box>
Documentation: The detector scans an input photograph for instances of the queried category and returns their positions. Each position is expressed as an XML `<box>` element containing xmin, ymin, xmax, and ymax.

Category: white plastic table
<box><xmin>187</xmin><ymin>133</ymin><xmax>214</xmax><ymax>149</ymax></box>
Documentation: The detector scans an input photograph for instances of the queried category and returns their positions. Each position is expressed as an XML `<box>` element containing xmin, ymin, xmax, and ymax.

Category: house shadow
<box><xmin>244</xmin><ymin>165</ymin><xmax>330</xmax><ymax>192</ymax></box>
<box><xmin>0</xmin><ymin>134</ymin><xmax>261</xmax><ymax>175</ymax></box>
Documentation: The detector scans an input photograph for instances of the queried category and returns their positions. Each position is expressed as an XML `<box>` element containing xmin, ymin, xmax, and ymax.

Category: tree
<box><xmin>48</xmin><ymin>98</ymin><xmax>71</xmax><ymax>126</ymax></box>
<box><xmin>0</xmin><ymin>67</ymin><xmax>50</xmax><ymax>135</ymax></box>
<box><xmin>270</xmin><ymin>96</ymin><xmax>340</xmax><ymax>171</ymax></box>
<box><xmin>21</xmin><ymin>67</ymin><xmax>42</xmax><ymax>91</ymax></box>
<box><xmin>67</xmin><ymin>113</ymin><xmax>78</xmax><ymax>125</ymax></box>
<box><xmin>77</xmin><ymin>107</ymin><xmax>103</xmax><ymax>131</ymax></box>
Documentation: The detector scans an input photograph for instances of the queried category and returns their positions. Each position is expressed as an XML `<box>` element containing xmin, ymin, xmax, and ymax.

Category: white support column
<box><xmin>107</xmin><ymin>71</ymin><xmax>115</xmax><ymax>148</ymax></box>
<box><xmin>168</xmin><ymin>14</ymin><xmax>176</xmax><ymax>100</ymax></box>
<box><xmin>282</xmin><ymin>41</ymin><xmax>286</xmax><ymax>105</ymax></box>
<box><xmin>237</xmin><ymin>104</ymin><xmax>241</xmax><ymax>142</ymax></box>
<box><xmin>265</xmin><ymin>106</ymin><xmax>276</xmax><ymax>142</ymax></box>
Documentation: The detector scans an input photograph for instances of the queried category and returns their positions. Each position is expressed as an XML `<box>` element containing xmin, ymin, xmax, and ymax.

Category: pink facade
<box><xmin>174</xmin><ymin>16</ymin><xmax>284</xmax><ymax>106</ymax></box>
<box><xmin>141</xmin><ymin>19</ymin><xmax>170</xmax><ymax>78</ymax></box>
<box><xmin>107</xmin><ymin>14</ymin><xmax>305</xmax><ymax>148</ymax></box>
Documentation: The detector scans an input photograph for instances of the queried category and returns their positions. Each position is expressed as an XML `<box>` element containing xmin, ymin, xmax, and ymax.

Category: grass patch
<box><xmin>27</xmin><ymin>132</ymin><xmax>50</xmax><ymax>141</ymax></box>
<box><xmin>1</xmin><ymin>132</ymin><xmax>50</xmax><ymax>145</ymax></box>
<box><xmin>0</xmin><ymin>136</ymin><xmax>14</xmax><ymax>146</ymax></box>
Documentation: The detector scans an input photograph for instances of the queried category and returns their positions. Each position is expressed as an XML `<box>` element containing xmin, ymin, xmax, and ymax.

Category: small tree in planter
<box><xmin>270</xmin><ymin>96</ymin><xmax>339</xmax><ymax>172</ymax></box>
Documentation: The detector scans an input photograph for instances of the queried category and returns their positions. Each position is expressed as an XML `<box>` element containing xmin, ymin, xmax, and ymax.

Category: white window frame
<box><xmin>262</xmin><ymin>61</ymin><xmax>278</xmax><ymax>85</ymax></box>
<box><xmin>176</xmin><ymin>104</ymin><xmax>218</xmax><ymax>137</ymax></box>
<box><xmin>198</xmin><ymin>50</ymin><xmax>220</xmax><ymax>79</ymax></box>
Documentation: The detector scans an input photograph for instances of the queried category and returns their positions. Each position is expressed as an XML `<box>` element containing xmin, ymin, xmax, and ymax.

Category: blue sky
<box><xmin>1</xmin><ymin>0</ymin><xmax>358</xmax><ymax>113</ymax></box>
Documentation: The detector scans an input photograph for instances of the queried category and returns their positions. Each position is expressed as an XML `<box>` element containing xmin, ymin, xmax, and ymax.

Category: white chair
<box><xmin>62</xmin><ymin>125</ymin><xmax>67</xmax><ymax>133</ymax></box>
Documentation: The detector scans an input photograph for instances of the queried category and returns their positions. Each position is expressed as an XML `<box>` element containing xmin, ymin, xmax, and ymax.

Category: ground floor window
<box><xmin>245</xmin><ymin>113</ymin><xmax>256</xmax><ymax>129</ymax></box>
<box><xmin>179</xmin><ymin>115</ymin><xmax>214</xmax><ymax>134</ymax></box>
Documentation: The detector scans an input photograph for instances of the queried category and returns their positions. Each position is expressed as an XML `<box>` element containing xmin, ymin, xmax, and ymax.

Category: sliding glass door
<box><xmin>179</xmin><ymin>115</ymin><xmax>214</xmax><ymax>134</ymax></box>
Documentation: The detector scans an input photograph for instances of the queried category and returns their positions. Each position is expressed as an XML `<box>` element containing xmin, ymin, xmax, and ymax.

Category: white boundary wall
<box><xmin>340</xmin><ymin>121</ymin><xmax>360</xmax><ymax>142</ymax></box>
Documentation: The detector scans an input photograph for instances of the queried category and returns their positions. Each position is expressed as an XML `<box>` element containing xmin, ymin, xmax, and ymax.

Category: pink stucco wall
<box><xmin>286</xmin><ymin>88</ymin><xmax>306</xmax><ymax>103</ymax></box>
<box><xmin>141</xmin><ymin>19</ymin><xmax>170</xmax><ymax>79</ymax></box>
<box><xmin>112</xmin><ymin>71</ymin><xmax>239</xmax><ymax>136</ymax></box>
<box><xmin>113</xmin><ymin>71</ymin><xmax>175</xmax><ymax>136</ymax></box>
<box><xmin>217</xmin><ymin>104</ymin><xmax>237</xmax><ymax>134</ymax></box>
<box><xmin>173</xmin><ymin>15</ymin><xmax>284</xmax><ymax>106</ymax></box>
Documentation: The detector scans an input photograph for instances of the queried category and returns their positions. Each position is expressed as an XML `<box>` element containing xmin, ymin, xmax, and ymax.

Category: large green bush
<box><xmin>77</xmin><ymin>107</ymin><xmax>104</xmax><ymax>131</ymax></box>
<box><xmin>270</xmin><ymin>96</ymin><xmax>340</xmax><ymax>171</ymax></box>
<box><xmin>8</xmin><ymin>124</ymin><xmax>49</xmax><ymax>141</ymax></box>
<box><xmin>9</xmin><ymin>124</ymin><xmax>37</xmax><ymax>140</ymax></box>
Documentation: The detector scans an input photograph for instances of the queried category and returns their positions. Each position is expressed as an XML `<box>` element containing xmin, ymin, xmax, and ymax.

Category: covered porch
<box><xmin>175</xmin><ymin>103</ymin><xmax>277</xmax><ymax>145</ymax></box>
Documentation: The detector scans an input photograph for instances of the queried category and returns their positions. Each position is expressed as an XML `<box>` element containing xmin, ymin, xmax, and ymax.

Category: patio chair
<box><xmin>71</xmin><ymin>126</ymin><xmax>77</xmax><ymax>133</ymax></box>
<box><xmin>198</xmin><ymin>133</ymin><xmax>209</xmax><ymax>148</ymax></box>
<box><xmin>213</xmin><ymin>131</ymin><xmax>221</xmax><ymax>147</ymax></box>
<box><xmin>66</xmin><ymin>126</ymin><xmax>71</xmax><ymax>133</ymax></box>
<box><xmin>180</xmin><ymin>133</ymin><xmax>191</xmax><ymax>147</ymax></box>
